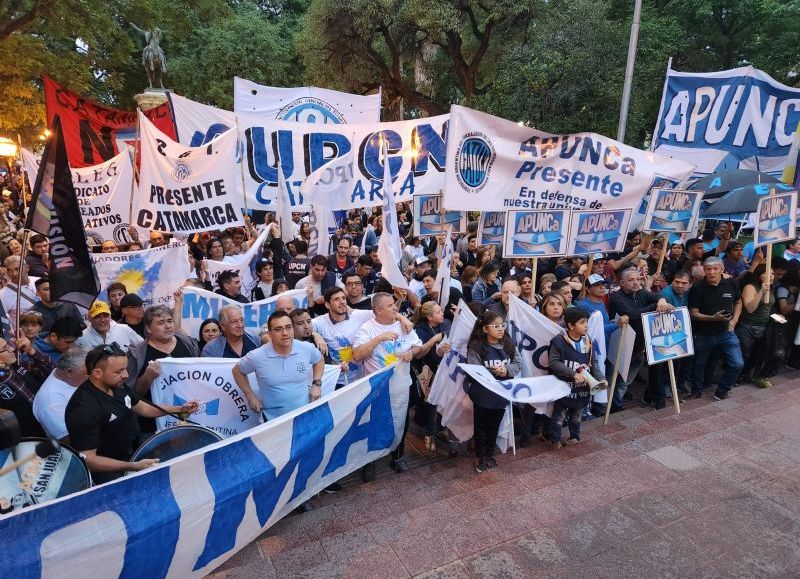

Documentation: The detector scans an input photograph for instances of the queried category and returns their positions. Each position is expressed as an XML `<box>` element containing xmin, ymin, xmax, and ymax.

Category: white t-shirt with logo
<box><xmin>354</xmin><ymin>320</ymin><xmax>422</xmax><ymax>384</ymax></box>
<box><xmin>313</xmin><ymin>309</ymin><xmax>374</xmax><ymax>384</ymax></box>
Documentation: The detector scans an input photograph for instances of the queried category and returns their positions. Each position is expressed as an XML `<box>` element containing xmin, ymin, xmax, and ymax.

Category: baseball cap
<box><xmin>587</xmin><ymin>274</ymin><xmax>605</xmax><ymax>287</ymax></box>
<box><xmin>592</xmin><ymin>253</ymin><xmax>606</xmax><ymax>261</ymax></box>
<box><xmin>88</xmin><ymin>300</ymin><xmax>111</xmax><ymax>318</ymax></box>
<box><xmin>414</xmin><ymin>256</ymin><xmax>430</xmax><ymax>266</ymax></box>
<box><xmin>120</xmin><ymin>293</ymin><xmax>144</xmax><ymax>308</ymax></box>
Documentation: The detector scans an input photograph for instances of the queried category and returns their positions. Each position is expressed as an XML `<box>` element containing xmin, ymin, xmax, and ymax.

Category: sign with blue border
<box><xmin>754</xmin><ymin>191</ymin><xmax>797</xmax><ymax>247</ymax></box>
<box><xmin>566</xmin><ymin>209</ymin><xmax>632</xmax><ymax>256</ymax></box>
<box><xmin>642</xmin><ymin>189</ymin><xmax>703</xmax><ymax>233</ymax></box>
<box><xmin>412</xmin><ymin>193</ymin><xmax>468</xmax><ymax>237</ymax></box>
<box><xmin>641</xmin><ymin>307</ymin><xmax>694</xmax><ymax>365</ymax></box>
<box><xmin>503</xmin><ymin>210</ymin><xmax>570</xmax><ymax>257</ymax></box>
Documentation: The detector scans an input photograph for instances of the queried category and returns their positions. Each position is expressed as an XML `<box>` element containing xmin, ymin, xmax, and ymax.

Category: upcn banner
<box><xmin>444</xmin><ymin>105</ymin><xmax>694</xmax><ymax>212</ymax></box>
<box><xmin>237</xmin><ymin>111</ymin><xmax>449</xmax><ymax>210</ymax></box>
<box><xmin>0</xmin><ymin>366</ymin><xmax>408</xmax><ymax>578</ymax></box>
<box><xmin>652</xmin><ymin>65</ymin><xmax>800</xmax><ymax>177</ymax></box>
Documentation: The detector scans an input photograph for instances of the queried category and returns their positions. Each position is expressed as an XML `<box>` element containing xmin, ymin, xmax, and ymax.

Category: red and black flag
<box><xmin>26</xmin><ymin>116</ymin><xmax>100</xmax><ymax>309</ymax></box>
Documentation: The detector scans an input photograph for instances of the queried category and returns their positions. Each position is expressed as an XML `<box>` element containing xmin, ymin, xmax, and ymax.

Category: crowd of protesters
<box><xmin>1</xmin><ymin>163</ymin><xmax>798</xmax><ymax>483</ymax></box>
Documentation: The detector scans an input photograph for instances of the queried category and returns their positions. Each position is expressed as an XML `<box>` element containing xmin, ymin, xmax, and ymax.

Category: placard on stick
<box><xmin>641</xmin><ymin>307</ymin><xmax>694</xmax><ymax>365</ymax></box>
<box><xmin>412</xmin><ymin>193</ymin><xmax>468</xmax><ymax>236</ymax></box>
<box><xmin>503</xmin><ymin>210</ymin><xmax>570</xmax><ymax>257</ymax></box>
<box><xmin>754</xmin><ymin>191</ymin><xmax>797</xmax><ymax>247</ymax></box>
<box><xmin>642</xmin><ymin>189</ymin><xmax>703</xmax><ymax>233</ymax></box>
<box><xmin>477</xmin><ymin>211</ymin><xmax>505</xmax><ymax>246</ymax></box>
<box><xmin>566</xmin><ymin>209</ymin><xmax>632</xmax><ymax>256</ymax></box>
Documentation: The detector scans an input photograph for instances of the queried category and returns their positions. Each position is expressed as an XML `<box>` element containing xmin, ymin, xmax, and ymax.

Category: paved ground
<box><xmin>208</xmin><ymin>370</ymin><xmax>800</xmax><ymax>578</ymax></box>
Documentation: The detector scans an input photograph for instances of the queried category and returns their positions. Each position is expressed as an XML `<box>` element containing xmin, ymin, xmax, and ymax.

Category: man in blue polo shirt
<box><xmin>232</xmin><ymin>310</ymin><xmax>324</xmax><ymax>420</ymax></box>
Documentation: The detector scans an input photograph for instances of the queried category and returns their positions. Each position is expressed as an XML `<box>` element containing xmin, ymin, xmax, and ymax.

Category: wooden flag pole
<box><xmin>654</xmin><ymin>234</ymin><xmax>668</xmax><ymax>277</ymax></box>
<box><xmin>763</xmin><ymin>188</ymin><xmax>776</xmax><ymax>305</ymax></box>
<box><xmin>15</xmin><ymin>229</ymin><xmax>30</xmax><ymax>365</ymax></box>
<box><xmin>603</xmin><ymin>320</ymin><xmax>628</xmax><ymax>425</ymax></box>
<box><xmin>530</xmin><ymin>258</ymin><xmax>538</xmax><ymax>297</ymax></box>
<box><xmin>16</xmin><ymin>134</ymin><xmax>27</xmax><ymax>214</ymax></box>
<box><xmin>667</xmin><ymin>359</ymin><xmax>681</xmax><ymax>415</ymax></box>
<box><xmin>579</xmin><ymin>253</ymin><xmax>594</xmax><ymax>299</ymax></box>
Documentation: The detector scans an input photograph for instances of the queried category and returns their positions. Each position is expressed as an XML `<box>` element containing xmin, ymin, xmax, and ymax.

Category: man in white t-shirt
<box><xmin>1</xmin><ymin>255</ymin><xmax>37</xmax><ymax>319</ymax></box>
<box><xmin>353</xmin><ymin>292</ymin><xmax>422</xmax><ymax>477</ymax></box>
<box><xmin>76</xmin><ymin>301</ymin><xmax>143</xmax><ymax>352</ymax></box>
<box><xmin>32</xmin><ymin>347</ymin><xmax>88</xmax><ymax>441</ymax></box>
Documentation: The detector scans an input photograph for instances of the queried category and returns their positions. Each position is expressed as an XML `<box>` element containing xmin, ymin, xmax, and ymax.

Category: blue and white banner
<box><xmin>152</xmin><ymin>357</ymin><xmax>263</xmax><ymax>437</ymax></box>
<box><xmin>92</xmin><ymin>242</ymin><xmax>191</xmax><ymax>308</ymax></box>
<box><xmin>754</xmin><ymin>191</ymin><xmax>797</xmax><ymax>246</ymax></box>
<box><xmin>237</xmin><ymin>111</ymin><xmax>449</xmax><ymax>210</ymax></box>
<box><xmin>179</xmin><ymin>286</ymin><xmax>307</xmax><ymax>338</ymax></box>
<box><xmin>168</xmin><ymin>93</ymin><xmax>237</xmax><ymax>147</ymax></box>
<box><xmin>412</xmin><ymin>193</ymin><xmax>467</xmax><ymax>236</ymax></box>
<box><xmin>444</xmin><ymin>105</ymin><xmax>694</xmax><ymax>212</ymax></box>
<box><xmin>642</xmin><ymin>189</ymin><xmax>704</xmax><ymax>233</ymax></box>
<box><xmin>641</xmin><ymin>307</ymin><xmax>694</xmax><ymax>365</ymax></box>
<box><xmin>503</xmin><ymin>210</ymin><xmax>570</xmax><ymax>257</ymax></box>
<box><xmin>476</xmin><ymin>211</ymin><xmax>505</xmax><ymax>246</ymax></box>
<box><xmin>233</xmin><ymin>77</ymin><xmax>381</xmax><ymax>123</ymax></box>
<box><xmin>652</xmin><ymin>65</ymin><xmax>800</xmax><ymax>177</ymax></box>
<box><xmin>566</xmin><ymin>209</ymin><xmax>633</xmax><ymax>256</ymax></box>
<box><xmin>0</xmin><ymin>365</ymin><xmax>408</xmax><ymax>578</ymax></box>
<box><xmin>458</xmin><ymin>364</ymin><xmax>570</xmax><ymax>404</ymax></box>
<box><xmin>203</xmin><ymin>228</ymin><xmax>269</xmax><ymax>295</ymax></box>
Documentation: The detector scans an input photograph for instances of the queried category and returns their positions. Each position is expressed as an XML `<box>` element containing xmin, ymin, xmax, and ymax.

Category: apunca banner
<box><xmin>179</xmin><ymin>287</ymin><xmax>307</xmax><ymax>338</ymax></box>
<box><xmin>0</xmin><ymin>365</ymin><xmax>409</xmax><ymax>578</ymax></box>
<box><xmin>233</xmin><ymin>77</ymin><xmax>380</xmax><ymax>123</ymax></box>
<box><xmin>444</xmin><ymin>105</ymin><xmax>694</xmax><ymax>212</ymax></box>
<box><xmin>43</xmin><ymin>75</ymin><xmax>176</xmax><ymax>168</ymax></box>
<box><xmin>168</xmin><ymin>93</ymin><xmax>237</xmax><ymax>146</ymax></box>
<box><xmin>92</xmin><ymin>242</ymin><xmax>190</xmax><ymax>308</ymax></box>
<box><xmin>652</xmin><ymin>65</ymin><xmax>800</xmax><ymax>178</ymax></box>
<box><xmin>135</xmin><ymin>111</ymin><xmax>245</xmax><ymax>233</ymax></box>
<box><xmin>237</xmin><ymin>111</ymin><xmax>449</xmax><ymax>210</ymax></box>
<box><xmin>458</xmin><ymin>364</ymin><xmax>570</xmax><ymax>405</ymax></box>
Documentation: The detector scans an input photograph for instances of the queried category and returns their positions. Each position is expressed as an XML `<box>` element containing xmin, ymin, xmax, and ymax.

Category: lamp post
<box><xmin>617</xmin><ymin>0</ymin><xmax>643</xmax><ymax>143</ymax></box>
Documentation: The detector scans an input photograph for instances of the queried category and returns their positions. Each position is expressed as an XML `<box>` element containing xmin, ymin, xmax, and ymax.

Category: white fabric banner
<box><xmin>233</xmin><ymin>77</ymin><xmax>380</xmax><ymax>123</ymax></box>
<box><xmin>237</xmin><ymin>111</ymin><xmax>448</xmax><ymax>210</ymax></box>
<box><xmin>444</xmin><ymin>104</ymin><xmax>695</xmax><ymax>212</ymax></box>
<box><xmin>458</xmin><ymin>364</ymin><xmax>570</xmax><ymax>404</ymax></box>
<box><xmin>20</xmin><ymin>147</ymin><xmax>41</xmax><ymax>192</ymax></box>
<box><xmin>152</xmin><ymin>357</ymin><xmax>262</xmax><ymax>436</ymax></box>
<box><xmin>377</xmin><ymin>145</ymin><xmax>408</xmax><ymax>289</ymax></box>
<box><xmin>92</xmin><ymin>242</ymin><xmax>190</xmax><ymax>307</ymax></box>
<box><xmin>434</xmin><ymin>227</ymin><xmax>454</xmax><ymax>309</ymax></box>
<box><xmin>204</xmin><ymin>229</ymin><xmax>268</xmax><ymax>295</ymax></box>
<box><xmin>0</xmin><ymin>365</ymin><xmax>408</xmax><ymax>578</ymax></box>
<box><xmin>179</xmin><ymin>286</ymin><xmax>307</xmax><ymax>339</ymax></box>
<box><xmin>587</xmin><ymin>310</ymin><xmax>608</xmax><ymax>404</ymax></box>
<box><xmin>136</xmin><ymin>111</ymin><xmax>245</xmax><ymax>233</ymax></box>
<box><xmin>608</xmin><ymin>322</ymin><xmax>636</xmax><ymax>382</ymax></box>
<box><xmin>168</xmin><ymin>93</ymin><xmax>237</xmax><ymax>146</ymax></box>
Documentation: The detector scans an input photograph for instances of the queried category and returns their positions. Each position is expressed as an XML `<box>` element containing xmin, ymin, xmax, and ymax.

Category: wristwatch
<box><xmin>312</xmin><ymin>379</ymin><xmax>322</xmax><ymax>386</ymax></box>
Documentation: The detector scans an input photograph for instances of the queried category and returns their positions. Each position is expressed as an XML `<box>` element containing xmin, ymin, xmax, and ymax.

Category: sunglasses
<box><xmin>87</xmin><ymin>342</ymin><xmax>125</xmax><ymax>371</ymax></box>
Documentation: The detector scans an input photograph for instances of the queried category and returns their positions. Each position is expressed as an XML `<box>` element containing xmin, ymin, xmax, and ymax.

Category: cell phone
<box><xmin>719</xmin><ymin>310</ymin><xmax>732</xmax><ymax>317</ymax></box>
<box><xmin>770</xmin><ymin>313</ymin><xmax>788</xmax><ymax>324</ymax></box>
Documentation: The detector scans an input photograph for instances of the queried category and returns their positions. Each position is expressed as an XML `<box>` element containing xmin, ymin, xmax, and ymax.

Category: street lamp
<box><xmin>0</xmin><ymin>137</ymin><xmax>17</xmax><ymax>158</ymax></box>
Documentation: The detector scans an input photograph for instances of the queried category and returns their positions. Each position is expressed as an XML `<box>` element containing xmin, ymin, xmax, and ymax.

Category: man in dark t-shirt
<box><xmin>687</xmin><ymin>256</ymin><xmax>744</xmax><ymax>401</ymax></box>
<box><xmin>66</xmin><ymin>344</ymin><xmax>197</xmax><ymax>483</ymax></box>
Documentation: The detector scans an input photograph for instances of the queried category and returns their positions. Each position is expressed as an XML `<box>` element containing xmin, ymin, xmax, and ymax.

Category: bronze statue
<box><xmin>131</xmin><ymin>23</ymin><xmax>166</xmax><ymax>89</ymax></box>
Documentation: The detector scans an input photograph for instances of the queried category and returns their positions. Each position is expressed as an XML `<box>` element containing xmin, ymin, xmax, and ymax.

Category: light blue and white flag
<box><xmin>298</xmin><ymin>143</ymin><xmax>357</xmax><ymax>210</ymax></box>
<box><xmin>458</xmin><ymin>364</ymin><xmax>570</xmax><ymax>405</ymax></box>
<box><xmin>434</xmin><ymin>227</ymin><xmax>454</xmax><ymax>309</ymax></box>
<box><xmin>377</xmin><ymin>142</ymin><xmax>408</xmax><ymax>289</ymax></box>
<box><xmin>276</xmin><ymin>161</ymin><xmax>296</xmax><ymax>244</ymax></box>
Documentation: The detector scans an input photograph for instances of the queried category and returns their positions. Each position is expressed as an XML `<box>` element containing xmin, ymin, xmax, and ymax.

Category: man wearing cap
<box><xmin>408</xmin><ymin>256</ymin><xmax>431</xmax><ymax>299</ymax></box>
<box><xmin>31</xmin><ymin>278</ymin><xmax>86</xmax><ymax>333</ymax></box>
<box><xmin>576</xmin><ymin>274</ymin><xmax>622</xmax><ymax>344</ymax></box>
<box><xmin>77</xmin><ymin>301</ymin><xmax>143</xmax><ymax>352</ymax></box>
<box><xmin>687</xmin><ymin>256</ymin><xmax>744</xmax><ymax>401</ymax></box>
<box><xmin>120</xmin><ymin>293</ymin><xmax>146</xmax><ymax>338</ymax></box>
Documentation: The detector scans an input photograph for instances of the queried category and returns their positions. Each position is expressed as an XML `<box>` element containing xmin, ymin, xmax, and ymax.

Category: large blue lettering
<box><xmin>411</xmin><ymin>122</ymin><xmax>447</xmax><ymax>176</ymax></box>
<box><xmin>189</xmin><ymin>123</ymin><xmax>232</xmax><ymax>147</ymax></box>
<box><xmin>183</xmin><ymin>292</ymin><xmax>212</xmax><ymax>321</ymax></box>
<box><xmin>359</xmin><ymin>131</ymin><xmax>402</xmax><ymax>180</ymax></box>
<box><xmin>195</xmin><ymin>403</ymin><xmax>334</xmax><ymax>569</ymax></box>
<box><xmin>245</xmin><ymin>127</ymin><xmax>293</xmax><ymax>184</ymax></box>
<box><xmin>305</xmin><ymin>133</ymin><xmax>352</xmax><ymax>175</ymax></box>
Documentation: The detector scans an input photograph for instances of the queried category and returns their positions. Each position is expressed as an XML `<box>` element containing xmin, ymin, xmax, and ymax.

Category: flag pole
<box><xmin>16</xmin><ymin>134</ymin><xmax>27</xmax><ymax>214</ymax></box>
<box><xmin>763</xmin><ymin>188</ymin><xmax>775</xmax><ymax>304</ymax></box>
<box><xmin>530</xmin><ymin>258</ymin><xmax>538</xmax><ymax>297</ymax></box>
<box><xmin>617</xmin><ymin>0</ymin><xmax>643</xmax><ymax>143</ymax></box>
<box><xmin>15</xmin><ymin>229</ymin><xmax>30</xmax><ymax>364</ymax></box>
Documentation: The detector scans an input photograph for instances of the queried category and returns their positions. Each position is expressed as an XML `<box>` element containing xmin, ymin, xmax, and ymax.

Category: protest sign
<box><xmin>503</xmin><ymin>210</ymin><xmax>570</xmax><ymax>257</ymax></box>
<box><xmin>237</xmin><ymin>111</ymin><xmax>449</xmax><ymax>210</ymax></box>
<box><xmin>566</xmin><ymin>209</ymin><xmax>632</xmax><ymax>255</ymax></box>
<box><xmin>412</xmin><ymin>193</ymin><xmax>467</xmax><ymax>236</ymax></box>
<box><xmin>152</xmin><ymin>357</ymin><xmax>262</xmax><ymax>437</ymax></box>
<box><xmin>587</xmin><ymin>311</ymin><xmax>608</xmax><ymax>404</ymax></box>
<box><xmin>43</xmin><ymin>75</ymin><xmax>176</xmax><ymax>168</ymax></box>
<box><xmin>459</xmin><ymin>364</ymin><xmax>570</xmax><ymax>405</ymax></box>
<box><xmin>653</xmin><ymin>65</ymin><xmax>800</xmax><ymax>178</ymax></box>
<box><xmin>0</xmin><ymin>365</ymin><xmax>408</xmax><ymax>578</ymax></box>
<box><xmin>507</xmin><ymin>294</ymin><xmax>563</xmax><ymax>379</ymax></box>
<box><xmin>234</xmin><ymin>77</ymin><xmax>381</xmax><ymax>123</ymax></box>
<box><xmin>204</xmin><ymin>229</ymin><xmax>268</xmax><ymax>294</ymax></box>
<box><xmin>641</xmin><ymin>307</ymin><xmax>695</xmax><ymax>365</ymax></box>
<box><xmin>642</xmin><ymin>189</ymin><xmax>704</xmax><ymax>233</ymax></box>
<box><xmin>607</xmin><ymin>323</ymin><xmax>636</xmax><ymax>382</ymax></box>
<box><xmin>135</xmin><ymin>111</ymin><xmax>245</xmax><ymax>234</ymax></box>
<box><xmin>476</xmin><ymin>211</ymin><xmax>505</xmax><ymax>245</ymax></box>
<box><xmin>444</xmin><ymin>105</ymin><xmax>694</xmax><ymax>212</ymax></box>
<box><xmin>179</xmin><ymin>287</ymin><xmax>307</xmax><ymax>338</ymax></box>
<box><xmin>168</xmin><ymin>93</ymin><xmax>237</xmax><ymax>146</ymax></box>
<box><xmin>754</xmin><ymin>191</ymin><xmax>797</xmax><ymax>246</ymax></box>
<box><xmin>92</xmin><ymin>242</ymin><xmax>190</xmax><ymax>307</ymax></box>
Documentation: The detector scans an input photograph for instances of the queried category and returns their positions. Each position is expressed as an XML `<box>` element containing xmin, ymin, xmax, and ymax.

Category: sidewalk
<box><xmin>208</xmin><ymin>370</ymin><xmax>800</xmax><ymax>578</ymax></box>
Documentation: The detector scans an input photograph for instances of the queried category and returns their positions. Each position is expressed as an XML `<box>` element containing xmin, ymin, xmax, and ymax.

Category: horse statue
<box><xmin>131</xmin><ymin>23</ymin><xmax>167</xmax><ymax>89</ymax></box>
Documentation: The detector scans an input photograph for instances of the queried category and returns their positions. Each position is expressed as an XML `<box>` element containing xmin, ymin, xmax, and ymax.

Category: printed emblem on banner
<box><xmin>173</xmin><ymin>161</ymin><xmax>191</xmax><ymax>182</ymax></box>
<box><xmin>455</xmin><ymin>132</ymin><xmax>495</xmax><ymax>193</ymax></box>
<box><xmin>277</xmin><ymin>98</ymin><xmax>346</xmax><ymax>124</ymax></box>
<box><xmin>112</xmin><ymin>224</ymin><xmax>137</xmax><ymax>245</ymax></box>
<box><xmin>0</xmin><ymin>385</ymin><xmax>13</xmax><ymax>400</ymax></box>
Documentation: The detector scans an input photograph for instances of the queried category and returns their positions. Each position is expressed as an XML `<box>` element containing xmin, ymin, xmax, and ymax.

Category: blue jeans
<box><xmin>549</xmin><ymin>400</ymin><xmax>582</xmax><ymax>442</ymax></box>
<box><xmin>691</xmin><ymin>332</ymin><xmax>744</xmax><ymax>396</ymax></box>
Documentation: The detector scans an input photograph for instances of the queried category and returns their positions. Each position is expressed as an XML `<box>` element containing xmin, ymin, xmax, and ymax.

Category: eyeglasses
<box><xmin>487</xmin><ymin>323</ymin><xmax>507</xmax><ymax>330</ymax></box>
<box><xmin>270</xmin><ymin>325</ymin><xmax>294</xmax><ymax>334</ymax></box>
<box><xmin>345</xmin><ymin>280</ymin><xmax>363</xmax><ymax>286</ymax></box>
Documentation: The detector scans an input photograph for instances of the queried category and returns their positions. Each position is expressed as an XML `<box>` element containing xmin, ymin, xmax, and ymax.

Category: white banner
<box><xmin>476</xmin><ymin>211</ymin><xmax>505</xmax><ymax>246</ymax></box>
<box><xmin>233</xmin><ymin>77</ymin><xmax>380</xmax><ymax>123</ymax></box>
<box><xmin>608</xmin><ymin>323</ymin><xmax>636</xmax><ymax>382</ymax></box>
<box><xmin>444</xmin><ymin>104</ymin><xmax>694</xmax><ymax>212</ymax></box>
<box><xmin>652</xmin><ymin>65</ymin><xmax>800</xmax><ymax>178</ymax></box>
<box><xmin>168</xmin><ymin>93</ymin><xmax>237</xmax><ymax>146</ymax></box>
<box><xmin>152</xmin><ymin>357</ymin><xmax>262</xmax><ymax>436</ymax></box>
<box><xmin>0</xmin><ymin>365</ymin><xmax>408</xmax><ymax>578</ymax></box>
<box><xmin>565</xmin><ymin>209</ymin><xmax>633</xmax><ymax>256</ymax></box>
<box><xmin>587</xmin><ymin>310</ymin><xmax>608</xmax><ymax>404</ymax></box>
<box><xmin>136</xmin><ymin>111</ymin><xmax>245</xmax><ymax>233</ymax></box>
<box><xmin>179</xmin><ymin>286</ymin><xmax>307</xmax><ymax>338</ymax></box>
<box><xmin>507</xmin><ymin>294</ymin><xmax>563</xmax><ymax>379</ymax></box>
<box><xmin>458</xmin><ymin>364</ymin><xmax>570</xmax><ymax>404</ymax></box>
<box><xmin>377</xmin><ymin>145</ymin><xmax>408</xmax><ymax>289</ymax></box>
<box><xmin>92</xmin><ymin>242</ymin><xmax>190</xmax><ymax>307</ymax></box>
<box><xmin>237</xmin><ymin>111</ymin><xmax>449</xmax><ymax>210</ymax></box>
<box><xmin>204</xmin><ymin>229</ymin><xmax>268</xmax><ymax>294</ymax></box>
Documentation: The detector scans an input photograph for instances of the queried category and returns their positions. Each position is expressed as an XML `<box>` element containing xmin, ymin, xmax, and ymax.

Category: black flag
<box><xmin>26</xmin><ymin>116</ymin><xmax>100</xmax><ymax>308</ymax></box>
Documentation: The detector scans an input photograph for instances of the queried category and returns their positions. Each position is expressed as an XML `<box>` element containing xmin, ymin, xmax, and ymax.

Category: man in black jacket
<box><xmin>608</xmin><ymin>268</ymin><xmax>673</xmax><ymax>411</ymax></box>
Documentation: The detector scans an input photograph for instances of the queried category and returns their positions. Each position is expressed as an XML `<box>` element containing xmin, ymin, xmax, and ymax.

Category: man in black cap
<box><xmin>120</xmin><ymin>294</ymin><xmax>146</xmax><ymax>338</ymax></box>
